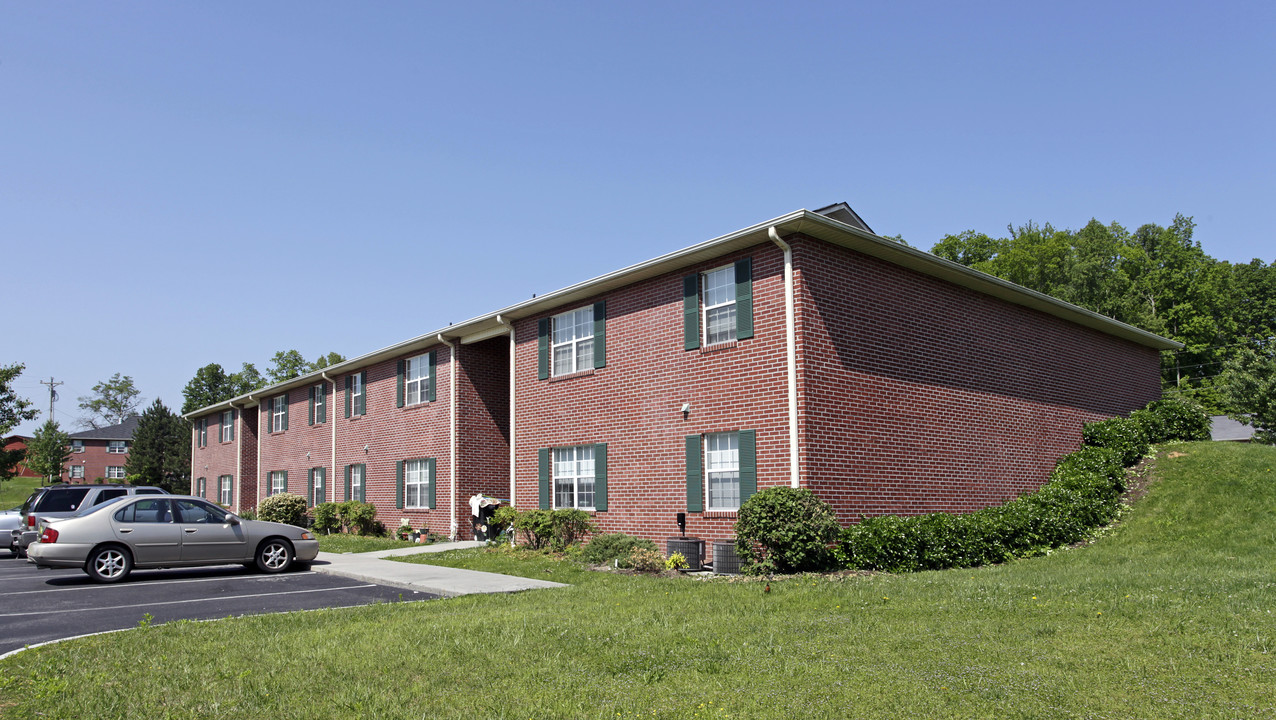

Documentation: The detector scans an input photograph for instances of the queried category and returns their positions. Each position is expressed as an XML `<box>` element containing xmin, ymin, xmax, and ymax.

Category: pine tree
<box><xmin>126</xmin><ymin>399</ymin><xmax>190</xmax><ymax>493</ymax></box>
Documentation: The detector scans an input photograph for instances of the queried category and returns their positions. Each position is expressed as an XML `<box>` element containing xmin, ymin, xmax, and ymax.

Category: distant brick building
<box><xmin>187</xmin><ymin>204</ymin><xmax>1177</xmax><ymax>547</ymax></box>
<box><xmin>62</xmin><ymin>417</ymin><xmax>140</xmax><ymax>483</ymax></box>
<box><xmin>2</xmin><ymin>435</ymin><xmax>39</xmax><ymax>478</ymax></box>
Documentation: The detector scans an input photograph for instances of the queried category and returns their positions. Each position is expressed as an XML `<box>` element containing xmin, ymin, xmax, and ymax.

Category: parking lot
<box><xmin>0</xmin><ymin>553</ymin><xmax>436</xmax><ymax>657</ymax></box>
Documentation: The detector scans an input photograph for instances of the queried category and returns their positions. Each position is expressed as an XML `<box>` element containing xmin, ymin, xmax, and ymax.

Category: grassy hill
<box><xmin>2</xmin><ymin>442</ymin><xmax>1273</xmax><ymax>719</ymax></box>
<box><xmin>0</xmin><ymin>476</ymin><xmax>42</xmax><ymax>509</ymax></box>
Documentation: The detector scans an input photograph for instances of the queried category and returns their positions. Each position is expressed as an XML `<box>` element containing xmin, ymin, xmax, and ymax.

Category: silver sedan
<box><xmin>27</xmin><ymin>495</ymin><xmax>319</xmax><ymax>583</ymax></box>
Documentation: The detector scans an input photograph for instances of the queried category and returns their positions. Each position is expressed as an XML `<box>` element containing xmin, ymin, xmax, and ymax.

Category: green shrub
<box><xmin>1144</xmin><ymin>397</ymin><xmax>1212</xmax><ymax>442</ymax></box>
<box><xmin>340</xmin><ymin>501</ymin><xmax>380</xmax><ymax>535</ymax></box>
<box><xmin>509</xmin><ymin>508</ymin><xmax>596</xmax><ymax>551</ymax></box>
<box><xmin>665</xmin><ymin>552</ymin><xmax>688</xmax><ymax>570</ymax></box>
<box><xmin>312</xmin><ymin>502</ymin><xmax>340</xmax><ymax>534</ymax></box>
<box><xmin>258</xmin><ymin>493</ymin><xmax>308</xmax><ymax>528</ymax></box>
<box><xmin>1082</xmin><ymin>417</ymin><xmax>1149</xmax><ymax>467</ymax></box>
<box><xmin>734</xmin><ymin>487</ymin><xmax>841</xmax><ymax>575</ymax></box>
<box><xmin>578</xmin><ymin>533</ymin><xmax>658</xmax><ymax>566</ymax></box>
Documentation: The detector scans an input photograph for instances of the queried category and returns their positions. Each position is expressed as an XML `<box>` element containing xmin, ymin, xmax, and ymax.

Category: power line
<box><xmin>38</xmin><ymin>377</ymin><xmax>63</xmax><ymax>425</ymax></box>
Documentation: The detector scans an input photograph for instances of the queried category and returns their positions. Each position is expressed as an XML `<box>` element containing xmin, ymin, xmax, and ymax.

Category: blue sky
<box><xmin>4</xmin><ymin>1</ymin><xmax>1273</xmax><ymax>436</ymax></box>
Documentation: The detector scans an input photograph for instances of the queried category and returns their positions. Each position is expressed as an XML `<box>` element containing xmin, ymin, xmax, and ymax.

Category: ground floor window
<box><xmin>349</xmin><ymin>464</ymin><xmax>364</xmax><ymax>501</ymax></box>
<box><xmin>404</xmin><ymin>459</ymin><xmax>429</xmax><ymax>509</ymax></box>
<box><xmin>106</xmin><ymin>466</ymin><xmax>126</xmax><ymax>480</ymax></box>
<box><xmin>705</xmin><ymin>432</ymin><xmax>740</xmax><ymax>511</ymax></box>
<box><xmin>269</xmin><ymin>471</ymin><xmax>287</xmax><ymax>496</ymax></box>
<box><xmin>554</xmin><ymin>445</ymin><xmax>595</xmax><ymax>510</ymax></box>
<box><xmin>69</xmin><ymin>465</ymin><xmax>84</xmax><ymax>479</ymax></box>
<box><xmin>219</xmin><ymin>475</ymin><xmax>233</xmax><ymax>505</ymax></box>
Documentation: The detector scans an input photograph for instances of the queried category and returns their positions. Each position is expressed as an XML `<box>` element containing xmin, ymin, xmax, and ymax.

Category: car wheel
<box><xmin>255</xmin><ymin>538</ymin><xmax>294</xmax><ymax>573</ymax></box>
<box><xmin>86</xmin><ymin>545</ymin><xmax>132</xmax><ymax>583</ymax></box>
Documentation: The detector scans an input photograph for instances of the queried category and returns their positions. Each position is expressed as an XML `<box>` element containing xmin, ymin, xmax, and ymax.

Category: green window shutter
<box><xmin>357</xmin><ymin>372</ymin><xmax>367</xmax><ymax>415</ymax></box>
<box><xmin>593</xmin><ymin>301</ymin><xmax>607</xmax><ymax>369</ymax></box>
<box><xmin>344</xmin><ymin>465</ymin><xmax>352</xmax><ymax>501</ymax></box>
<box><xmin>318</xmin><ymin>384</ymin><xmax>327</xmax><ymax>424</ymax></box>
<box><xmin>738</xmin><ymin>429</ymin><xmax>757</xmax><ymax>504</ymax></box>
<box><xmin>317</xmin><ymin>468</ymin><xmax>325</xmax><ymax>504</ymax></box>
<box><xmin>359</xmin><ymin>464</ymin><xmax>367</xmax><ymax>502</ymax></box>
<box><xmin>395</xmin><ymin>460</ymin><xmax>404</xmax><ymax>509</ymax></box>
<box><xmin>683</xmin><ymin>274</ymin><xmax>701</xmax><ymax>350</ymax></box>
<box><xmin>686</xmin><ymin>435</ymin><xmax>703</xmax><ymax>512</ymax></box>
<box><xmin>735</xmin><ymin>257</ymin><xmax>754</xmax><ymax>340</ymax></box>
<box><xmin>307</xmin><ymin>468</ymin><xmax>315</xmax><ymax>506</ymax></box>
<box><xmin>308</xmin><ymin>387</ymin><xmax>316</xmax><ymax>426</ymax></box>
<box><xmin>594</xmin><ymin>443</ymin><xmax>608</xmax><ymax>512</ymax></box>
<box><xmin>537</xmin><ymin>319</ymin><xmax>550</xmax><ymax>380</ymax></box>
<box><xmin>538</xmin><ymin>448</ymin><xmax>551</xmax><ymax>510</ymax></box>
<box><xmin>427</xmin><ymin>351</ymin><xmax>436</xmax><ymax>403</ymax></box>
<box><xmin>427</xmin><ymin>458</ymin><xmax>436</xmax><ymax>509</ymax></box>
<box><xmin>344</xmin><ymin>376</ymin><xmax>352</xmax><ymax>418</ymax></box>
<box><xmin>396</xmin><ymin>360</ymin><xmax>405</xmax><ymax>408</ymax></box>
<box><xmin>282</xmin><ymin>470</ymin><xmax>288</xmax><ymax>493</ymax></box>
<box><xmin>282</xmin><ymin>393</ymin><xmax>289</xmax><ymax>431</ymax></box>
<box><xmin>215</xmin><ymin>415</ymin><xmax>222</xmax><ymax>443</ymax></box>
<box><xmin>230</xmin><ymin>411</ymin><xmax>236</xmax><ymax>441</ymax></box>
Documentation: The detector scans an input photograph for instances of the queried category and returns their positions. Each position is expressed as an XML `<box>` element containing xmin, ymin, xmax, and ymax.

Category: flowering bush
<box><xmin>627</xmin><ymin>548</ymin><xmax>665</xmax><ymax>572</ymax></box>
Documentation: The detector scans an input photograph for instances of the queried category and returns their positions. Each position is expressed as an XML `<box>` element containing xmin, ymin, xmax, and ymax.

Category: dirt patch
<box><xmin>1122</xmin><ymin>451</ymin><xmax>1168</xmax><ymax>505</ymax></box>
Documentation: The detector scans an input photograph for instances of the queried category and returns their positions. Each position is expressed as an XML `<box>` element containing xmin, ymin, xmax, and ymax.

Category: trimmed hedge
<box><xmin>835</xmin><ymin>398</ymin><xmax>1207</xmax><ymax>573</ymax></box>
<box><xmin>735</xmin><ymin>487</ymin><xmax>841</xmax><ymax>575</ymax></box>
<box><xmin>257</xmin><ymin>493</ymin><xmax>308</xmax><ymax>528</ymax></box>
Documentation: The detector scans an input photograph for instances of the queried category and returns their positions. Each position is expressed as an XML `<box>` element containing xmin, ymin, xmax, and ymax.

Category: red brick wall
<box><xmin>456</xmin><ymin>337</ymin><xmax>511</xmax><ymax>537</ymax></box>
<box><xmin>62</xmin><ymin>440</ymin><xmax>129</xmax><ymax>483</ymax></box>
<box><xmin>239</xmin><ymin>410</ymin><xmax>258</xmax><ymax>512</ymax></box>
<box><xmin>514</xmin><ymin>243</ymin><xmax>791</xmax><ymax>551</ymax></box>
<box><xmin>329</xmin><ymin>351</ymin><xmax>454</xmax><ymax>538</ymax></box>
<box><xmin>258</xmin><ymin>382</ymin><xmax>337</xmax><ymax>508</ymax></box>
<box><xmin>792</xmin><ymin>235</ymin><xmax>1163</xmax><ymax>521</ymax></box>
<box><xmin>190</xmin><ymin>408</ymin><xmax>255</xmax><ymax>512</ymax></box>
<box><xmin>3</xmin><ymin>437</ymin><xmax>38</xmax><ymax>478</ymax></box>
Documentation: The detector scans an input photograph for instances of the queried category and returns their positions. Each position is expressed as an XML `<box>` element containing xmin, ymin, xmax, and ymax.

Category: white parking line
<box><xmin>4</xmin><ymin>571</ymin><xmax>318</xmax><ymax>596</ymax></box>
<box><xmin>0</xmin><ymin>584</ymin><xmax>377</xmax><ymax>618</ymax></box>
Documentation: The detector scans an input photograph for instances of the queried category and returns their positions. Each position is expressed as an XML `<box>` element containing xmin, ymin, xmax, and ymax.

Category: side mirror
<box><xmin>225</xmin><ymin>515</ymin><xmax>241</xmax><ymax>526</ymax></box>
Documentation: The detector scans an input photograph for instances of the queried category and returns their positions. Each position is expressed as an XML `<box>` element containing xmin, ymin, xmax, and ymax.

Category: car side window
<box><xmin>94</xmin><ymin>489</ymin><xmax>128</xmax><ymax>506</ymax></box>
<box><xmin>175</xmin><ymin>499</ymin><xmax>227</xmax><ymax>524</ymax></box>
<box><xmin>134</xmin><ymin>489</ymin><xmax>165</xmax><ymax>495</ymax></box>
<box><xmin>38</xmin><ymin>488</ymin><xmax>91</xmax><ymax>512</ymax></box>
<box><xmin>114</xmin><ymin>499</ymin><xmax>172</xmax><ymax>523</ymax></box>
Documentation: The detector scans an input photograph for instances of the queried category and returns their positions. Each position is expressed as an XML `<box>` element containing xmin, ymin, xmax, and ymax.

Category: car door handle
<box><xmin>184</xmin><ymin>528</ymin><xmax>198</xmax><ymax>533</ymax></box>
<box><xmin>119</xmin><ymin>528</ymin><xmax>133</xmax><ymax>534</ymax></box>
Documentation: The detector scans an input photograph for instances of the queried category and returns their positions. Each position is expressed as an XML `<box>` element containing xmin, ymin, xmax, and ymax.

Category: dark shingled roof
<box><xmin>68</xmin><ymin>416</ymin><xmax>141</xmax><ymax>441</ymax></box>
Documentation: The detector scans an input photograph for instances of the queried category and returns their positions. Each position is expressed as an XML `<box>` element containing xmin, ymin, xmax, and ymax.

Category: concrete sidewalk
<box><xmin>310</xmin><ymin>541</ymin><xmax>567</xmax><ymax>597</ymax></box>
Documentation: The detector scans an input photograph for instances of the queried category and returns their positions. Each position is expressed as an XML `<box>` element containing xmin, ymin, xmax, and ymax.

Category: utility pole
<box><xmin>39</xmin><ymin>377</ymin><xmax>63</xmax><ymax>424</ymax></box>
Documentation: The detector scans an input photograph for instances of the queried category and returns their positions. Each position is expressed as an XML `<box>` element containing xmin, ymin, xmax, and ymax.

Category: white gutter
<box><xmin>437</xmin><ymin>334</ymin><xmax>459</xmax><ymax>540</ymax></box>
<box><xmin>322</xmin><ymin>371</ymin><xmax>336</xmax><ymax>504</ymax></box>
<box><xmin>769</xmin><ymin>227</ymin><xmax>800</xmax><ymax>489</ymax></box>
<box><xmin>496</xmin><ymin>314</ymin><xmax>515</xmax><ymax>508</ymax></box>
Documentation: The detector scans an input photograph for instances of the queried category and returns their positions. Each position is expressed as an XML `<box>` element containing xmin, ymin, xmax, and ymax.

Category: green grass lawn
<box><xmin>2</xmin><ymin>442</ymin><xmax>1273</xmax><ymax>719</ymax></box>
<box><xmin>314</xmin><ymin>533</ymin><xmax>421</xmax><ymax>554</ymax></box>
<box><xmin>0</xmin><ymin>476</ymin><xmax>42</xmax><ymax>509</ymax></box>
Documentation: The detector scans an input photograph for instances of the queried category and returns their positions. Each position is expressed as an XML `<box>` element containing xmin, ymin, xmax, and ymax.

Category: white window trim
<box><xmin>219</xmin><ymin>476</ymin><xmax>233</xmax><ymax>506</ymax></box>
<box><xmin>404</xmin><ymin>459</ymin><xmax>429</xmax><ymax>509</ymax></box>
<box><xmin>702</xmin><ymin>265</ymin><xmax>737</xmax><ymax>346</ymax></box>
<box><xmin>553</xmin><ymin>445</ymin><xmax>596</xmax><ymax>510</ymax></box>
<box><xmin>107</xmin><ymin>441</ymin><xmax>127</xmax><ymax>454</ymax></box>
<box><xmin>69</xmin><ymin>465</ymin><xmax>85</xmax><ymax>479</ymax></box>
<box><xmin>405</xmin><ymin>355</ymin><xmax>429</xmax><ymax>406</ymax></box>
<box><xmin>269</xmin><ymin>471</ymin><xmax>287</xmax><ymax>496</ymax></box>
<box><xmin>352</xmin><ymin>374</ymin><xmax>365</xmax><ymax>416</ymax></box>
<box><xmin>71</xmin><ymin>440</ymin><xmax>85</xmax><ymax>453</ymax></box>
<box><xmin>313</xmin><ymin>468</ymin><xmax>326</xmax><ymax>504</ymax></box>
<box><xmin>551</xmin><ymin>307</ymin><xmax>594</xmax><ymax>377</ymax></box>
<box><xmin>272</xmin><ymin>396</ymin><xmax>286</xmax><ymax>433</ymax></box>
<box><xmin>106</xmin><ymin>466</ymin><xmax>126</xmax><ymax>480</ymax></box>
<box><xmin>705</xmin><ymin>431</ymin><xmax>741</xmax><ymax>512</ymax></box>
<box><xmin>313</xmin><ymin>384</ymin><xmax>326</xmax><ymax>421</ymax></box>
<box><xmin>221</xmin><ymin>411</ymin><xmax>234</xmax><ymax>442</ymax></box>
<box><xmin>351</xmin><ymin>465</ymin><xmax>364</xmax><ymax>499</ymax></box>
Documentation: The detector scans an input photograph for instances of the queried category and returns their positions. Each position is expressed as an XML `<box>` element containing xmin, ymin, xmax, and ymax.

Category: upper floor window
<box><xmin>309</xmin><ymin>383</ymin><xmax>327</xmax><ymax>425</ymax></box>
<box><xmin>107</xmin><ymin>440</ymin><xmax>127</xmax><ymax>454</ymax></box>
<box><xmin>197</xmin><ymin>419</ymin><xmax>207</xmax><ymax>448</ymax></box>
<box><xmin>71</xmin><ymin>440</ymin><xmax>84</xmax><ymax>453</ymax></box>
<box><xmin>271</xmin><ymin>395</ymin><xmax>288</xmax><ymax>433</ymax></box>
<box><xmin>404</xmin><ymin>355</ymin><xmax>432</xmax><ymax>406</ymax></box>
<box><xmin>346</xmin><ymin>372</ymin><xmax>367</xmax><ymax>417</ymax></box>
<box><xmin>683</xmin><ymin>258</ymin><xmax>753</xmax><ymax>350</ymax></box>
<box><xmin>554</xmin><ymin>445</ymin><xmax>596</xmax><ymax>510</ymax></box>
<box><xmin>552</xmin><ymin>308</ymin><xmax>594</xmax><ymax>376</ymax></box>
<box><xmin>221</xmin><ymin>410</ymin><xmax>235</xmax><ymax>442</ymax></box>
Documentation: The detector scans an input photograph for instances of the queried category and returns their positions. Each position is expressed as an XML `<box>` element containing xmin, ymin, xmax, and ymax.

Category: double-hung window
<box><xmin>308</xmin><ymin>467</ymin><xmax>326</xmax><ymax>506</ymax></box>
<box><xmin>69</xmin><ymin>465</ymin><xmax>85</xmax><ymax>479</ymax></box>
<box><xmin>71</xmin><ymin>440</ymin><xmax>84</xmax><ymax>453</ymax></box>
<box><xmin>220</xmin><ymin>410</ymin><xmax>235</xmax><ymax>442</ymax></box>
<box><xmin>271</xmin><ymin>395</ymin><xmax>288</xmax><ymax>433</ymax></box>
<box><xmin>269</xmin><ymin>471</ymin><xmax>287</xmax><ymax>496</ymax></box>
<box><xmin>106</xmin><ymin>466</ymin><xmax>126</xmax><ymax>480</ymax></box>
<box><xmin>404</xmin><ymin>459</ymin><xmax>430</xmax><ymax>509</ymax></box>
<box><xmin>346</xmin><ymin>372</ymin><xmax>367</xmax><ymax>417</ymax></box>
<box><xmin>553</xmin><ymin>445</ymin><xmax>596</xmax><ymax>510</ymax></box>
<box><xmin>404</xmin><ymin>355</ymin><xmax>431</xmax><ymax>405</ymax></box>
<box><xmin>309</xmin><ymin>383</ymin><xmax>327</xmax><ymax>425</ymax></box>
<box><xmin>219</xmin><ymin>475</ymin><xmax>233</xmax><ymax>506</ymax></box>
<box><xmin>349</xmin><ymin>464</ymin><xmax>364</xmax><ymax>501</ymax></box>
<box><xmin>705</xmin><ymin>432</ymin><xmax>740</xmax><ymax>511</ymax></box>
<box><xmin>197</xmin><ymin>419</ymin><xmax>207</xmax><ymax>448</ymax></box>
<box><xmin>702</xmin><ymin>266</ymin><xmax>737</xmax><ymax>346</ymax></box>
<box><xmin>107</xmin><ymin>440</ymin><xmax>127</xmax><ymax>454</ymax></box>
<box><xmin>552</xmin><ymin>307</ymin><xmax>594</xmax><ymax>376</ymax></box>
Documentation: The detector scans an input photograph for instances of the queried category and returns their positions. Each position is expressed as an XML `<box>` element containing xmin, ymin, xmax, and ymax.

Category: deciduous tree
<box><xmin>25</xmin><ymin>420</ymin><xmax>70</xmax><ymax>482</ymax></box>
<box><xmin>77</xmin><ymin>373</ymin><xmax>142</xmax><ymax>429</ymax></box>
<box><xmin>0</xmin><ymin>363</ymin><xmax>40</xmax><ymax>486</ymax></box>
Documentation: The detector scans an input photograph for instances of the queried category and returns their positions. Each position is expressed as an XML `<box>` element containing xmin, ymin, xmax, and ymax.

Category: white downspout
<box><xmin>231</xmin><ymin>402</ymin><xmax>242</xmax><ymax>512</ymax></box>
<box><xmin>249</xmin><ymin>394</ymin><xmax>262</xmax><ymax>511</ymax></box>
<box><xmin>189</xmin><ymin>420</ymin><xmax>197</xmax><ymax>495</ymax></box>
<box><xmin>322</xmin><ymin>371</ymin><xmax>336</xmax><ymax>504</ymax></box>
<box><xmin>437</xmin><ymin>334</ymin><xmax>459</xmax><ymax>540</ymax></box>
<box><xmin>495</xmin><ymin>315</ymin><xmax>516</xmax><ymax>509</ymax></box>
<box><xmin>768</xmin><ymin>226</ymin><xmax>800</xmax><ymax>489</ymax></box>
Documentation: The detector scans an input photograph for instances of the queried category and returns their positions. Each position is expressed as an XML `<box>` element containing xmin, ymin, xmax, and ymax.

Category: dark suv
<box><xmin>11</xmin><ymin>484</ymin><xmax>168</xmax><ymax>557</ymax></box>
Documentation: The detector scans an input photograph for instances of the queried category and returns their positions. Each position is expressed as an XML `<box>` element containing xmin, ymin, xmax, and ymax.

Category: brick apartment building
<box><xmin>2</xmin><ymin>435</ymin><xmax>39</xmax><ymax>478</ymax></box>
<box><xmin>62</xmin><ymin>417</ymin><xmax>140</xmax><ymax>483</ymax></box>
<box><xmin>187</xmin><ymin>204</ymin><xmax>1178</xmax><ymax>547</ymax></box>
